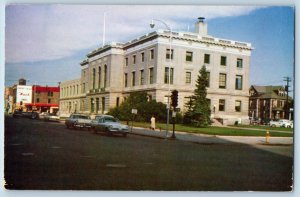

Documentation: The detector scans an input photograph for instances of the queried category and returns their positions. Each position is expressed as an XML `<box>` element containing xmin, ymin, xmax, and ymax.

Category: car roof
<box><xmin>95</xmin><ymin>115</ymin><xmax>114</xmax><ymax>118</ymax></box>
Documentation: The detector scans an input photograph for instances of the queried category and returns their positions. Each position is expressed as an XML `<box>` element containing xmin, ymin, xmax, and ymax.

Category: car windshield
<box><xmin>74</xmin><ymin>115</ymin><xmax>89</xmax><ymax>119</ymax></box>
<box><xmin>104</xmin><ymin>117</ymin><xmax>117</xmax><ymax>123</ymax></box>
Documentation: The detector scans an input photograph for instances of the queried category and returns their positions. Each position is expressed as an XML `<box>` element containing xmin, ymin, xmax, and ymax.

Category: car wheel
<box><xmin>122</xmin><ymin>133</ymin><xmax>127</xmax><ymax>137</ymax></box>
<box><xmin>106</xmin><ymin>128</ymin><xmax>112</xmax><ymax>136</ymax></box>
<box><xmin>271</xmin><ymin>124</ymin><xmax>275</xmax><ymax>127</ymax></box>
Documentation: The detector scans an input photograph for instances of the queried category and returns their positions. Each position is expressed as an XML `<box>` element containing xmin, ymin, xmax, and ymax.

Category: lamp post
<box><xmin>150</xmin><ymin>19</ymin><xmax>172</xmax><ymax>137</ymax></box>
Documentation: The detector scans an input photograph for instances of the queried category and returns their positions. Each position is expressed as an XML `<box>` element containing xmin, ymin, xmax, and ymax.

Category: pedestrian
<box><xmin>150</xmin><ymin>115</ymin><xmax>156</xmax><ymax>130</ymax></box>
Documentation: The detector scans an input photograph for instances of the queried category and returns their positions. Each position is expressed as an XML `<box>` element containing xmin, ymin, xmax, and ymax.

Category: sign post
<box><xmin>131</xmin><ymin>109</ymin><xmax>138</xmax><ymax>132</ymax></box>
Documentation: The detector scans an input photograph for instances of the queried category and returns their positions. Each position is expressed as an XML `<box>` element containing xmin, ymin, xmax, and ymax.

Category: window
<box><xmin>235</xmin><ymin>75</ymin><xmax>243</xmax><ymax>90</ymax></box>
<box><xmin>204</xmin><ymin>54</ymin><xmax>210</xmax><ymax>64</ymax></box>
<box><xmin>116</xmin><ymin>97</ymin><xmax>120</xmax><ymax>107</ymax></box>
<box><xmin>141</xmin><ymin>53</ymin><xmax>145</xmax><ymax>62</ymax></box>
<box><xmin>150</xmin><ymin>49</ymin><xmax>154</xmax><ymax>60</ymax></box>
<box><xmin>104</xmin><ymin>65</ymin><xmax>107</xmax><ymax>88</ymax></box>
<box><xmin>237</xmin><ymin>58</ymin><xmax>243</xmax><ymax>68</ymax></box>
<box><xmin>219</xmin><ymin>99</ymin><xmax>225</xmax><ymax>111</ymax></box>
<box><xmin>36</xmin><ymin>98</ymin><xmax>40</xmax><ymax>103</ymax></box>
<box><xmin>133</xmin><ymin>55</ymin><xmax>136</xmax><ymax>64</ymax></box>
<box><xmin>48</xmin><ymin>98</ymin><xmax>51</xmax><ymax>104</ymax></box>
<box><xmin>149</xmin><ymin>68</ymin><xmax>154</xmax><ymax>84</ymax></box>
<box><xmin>166</xmin><ymin>49</ymin><xmax>174</xmax><ymax>59</ymax></box>
<box><xmin>132</xmin><ymin>72</ymin><xmax>136</xmax><ymax>86</ymax></box>
<box><xmin>186</xmin><ymin>51</ymin><xmax>193</xmax><ymax>62</ymax></box>
<box><xmin>124</xmin><ymin>73</ymin><xmax>128</xmax><ymax>87</ymax></box>
<box><xmin>47</xmin><ymin>91</ymin><xmax>53</xmax><ymax>97</ymax></box>
<box><xmin>186</xmin><ymin>72</ymin><xmax>191</xmax><ymax>84</ymax></box>
<box><xmin>92</xmin><ymin>68</ymin><xmax>96</xmax><ymax>89</ymax></box>
<box><xmin>219</xmin><ymin>73</ymin><xmax>227</xmax><ymax>89</ymax></box>
<box><xmin>96</xmin><ymin>98</ymin><xmax>99</xmax><ymax>112</ymax></box>
<box><xmin>125</xmin><ymin>58</ymin><xmax>128</xmax><ymax>66</ymax></box>
<box><xmin>98</xmin><ymin>66</ymin><xmax>101</xmax><ymax>88</ymax></box>
<box><xmin>235</xmin><ymin>100</ymin><xmax>242</xmax><ymax>112</ymax></box>
<box><xmin>101</xmin><ymin>97</ymin><xmax>105</xmax><ymax>113</ymax></box>
<box><xmin>220</xmin><ymin>56</ymin><xmax>227</xmax><ymax>66</ymax></box>
<box><xmin>207</xmin><ymin>72</ymin><xmax>210</xmax><ymax>87</ymax></box>
<box><xmin>164</xmin><ymin>67</ymin><xmax>174</xmax><ymax>84</ymax></box>
<box><xmin>140</xmin><ymin>70</ymin><xmax>145</xmax><ymax>85</ymax></box>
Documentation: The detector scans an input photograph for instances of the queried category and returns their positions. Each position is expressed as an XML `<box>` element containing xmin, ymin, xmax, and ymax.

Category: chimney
<box><xmin>195</xmin><ymin>17</ymin><xmax>207</xmax><ymax>36</ymax></box>
<box><xmin>19</xmin><ymin>78</ymin><xmax>26</xmax><ymax>85</ymax></box>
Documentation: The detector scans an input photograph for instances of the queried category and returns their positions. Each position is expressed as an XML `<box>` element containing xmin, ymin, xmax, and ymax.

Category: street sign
<box><xmin>172</xmin><ymin>111</ymin><xmax>176</xmax><ymax>118</ymax></box>
<box><xmin>131</xmin><ymin>109</ymin><xmax>138</xmax><ymax>114</ymax></box>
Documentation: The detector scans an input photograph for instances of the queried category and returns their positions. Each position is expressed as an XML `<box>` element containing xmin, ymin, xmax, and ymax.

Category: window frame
<box><xmin>220</xmin><ymin>56</ymin><xmax>227</xmax><ymax>66</ymax></box>
<box><xmin>204</xmin><ymin>54</ymin><xmax>210</xmax><ymax>64</ymax></box>
<box><xmin>186</xmin><ymin>51</ymin><xmax>193</xmax><ymax>62</ymax></box>
<box><xmin>219</xmin><ymin>73</ymin><xmax>227</xmax><ymax>89</ymax></box>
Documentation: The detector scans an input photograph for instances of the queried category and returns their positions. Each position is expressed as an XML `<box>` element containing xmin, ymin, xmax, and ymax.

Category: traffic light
<box><xmin>171</xmin><ymin>90</ymin><xmax>178</xmax><ymax>109</ymax></box>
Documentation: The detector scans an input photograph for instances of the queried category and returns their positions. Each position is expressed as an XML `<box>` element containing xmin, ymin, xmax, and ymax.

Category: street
<box><xmin>4</xmin><ymin>116</ymin><xmax>293</xmax><ymax>191</ymax></box>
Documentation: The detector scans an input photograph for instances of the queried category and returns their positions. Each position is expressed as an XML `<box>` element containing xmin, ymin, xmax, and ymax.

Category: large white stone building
<box><xmin>60</xmin><ymin>18</ymin><xmax>253</xmax><ymax>125</ymax></box>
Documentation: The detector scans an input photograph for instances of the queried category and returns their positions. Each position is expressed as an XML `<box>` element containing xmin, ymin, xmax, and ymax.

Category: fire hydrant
<box><xmin>265</xmin><ymin>130</ymin><xmax>270</xmax><ymax>144</ymax></box>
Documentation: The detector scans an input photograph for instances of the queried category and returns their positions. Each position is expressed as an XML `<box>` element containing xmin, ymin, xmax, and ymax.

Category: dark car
<box><xmin>12</xmin><ymin>109</ymin><xmax>23</xmax><ymax>118</ymax></box>
<box><xmin>91</xmin><ymin>115</ymin><xmax>129</xmax><ymax>137</ymax></box>
<box><xmin>65</xmin><ymin>114</ymin><xmax>92</xmax><ymax>130</ymax></box>
<box><xmin>12</xmin><ymin>110</ymin><xmax>38</xmax><ymax>119</ymax></box>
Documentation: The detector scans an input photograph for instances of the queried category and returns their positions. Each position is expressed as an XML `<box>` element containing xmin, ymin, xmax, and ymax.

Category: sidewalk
<box><xmin>130</xmin><ymin>127</ymin><xmax>293</xmax><ymax>145</ymax></box>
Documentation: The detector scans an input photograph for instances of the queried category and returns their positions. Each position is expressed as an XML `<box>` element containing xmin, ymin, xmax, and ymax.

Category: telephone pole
<box><xmin>283</xmin><ymin>77</ymin><xmax>291</xmax><ymax>119</ymax></box>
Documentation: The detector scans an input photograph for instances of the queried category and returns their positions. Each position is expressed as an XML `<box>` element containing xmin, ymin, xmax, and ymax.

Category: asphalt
<box><xmin>130</xmin><ymin>126</ymin><xmax>293</xmax><ymax>146</ymax></box>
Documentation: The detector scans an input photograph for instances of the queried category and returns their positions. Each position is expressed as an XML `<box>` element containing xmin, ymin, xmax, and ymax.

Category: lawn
<box><xmin>124</xmin><ymin>121</ymin><xmax>293</xmax><ymax>137</ymax></box>
<box><xmin>230</xmin><ymin>124</ymin><xmax>293</xmax><ymax>132</ymax></box>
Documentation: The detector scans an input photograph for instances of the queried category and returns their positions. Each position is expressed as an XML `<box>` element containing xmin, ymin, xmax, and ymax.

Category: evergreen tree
<box><xmin>192</xmin><ymin>65</ymin><xmax>211</xmax><ymax>127</ymax></box>
<box><xmin>183</xmin><ymin>66</ymin><xmax>211</xmax><ymax>127</ymax></box>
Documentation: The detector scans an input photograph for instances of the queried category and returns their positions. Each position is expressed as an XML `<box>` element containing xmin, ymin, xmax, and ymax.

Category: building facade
<box><xmin>248</xmin><ymin>85</ymin><xmax>292</xmax><ymax>122</ymax></box>
<box><xmin>60</xmin><ymin>18</ymin><xmax>253</xmax><ymax>125</ymax></box>
<box><xmin>25</xmin><ymin>85</ymin><xmax>60</xmax><ymax>113</ymax></box>
<box><xmin>5</xmin><ymin>79</ymin><xmax>60</xmax><ymax>113</ymax></box>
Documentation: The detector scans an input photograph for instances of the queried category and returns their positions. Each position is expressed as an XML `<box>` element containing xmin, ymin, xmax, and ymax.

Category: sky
<box><xmin>4</xmin><ymin>5</ymin><xmax>295</xmax><ymax>93</ymax></box>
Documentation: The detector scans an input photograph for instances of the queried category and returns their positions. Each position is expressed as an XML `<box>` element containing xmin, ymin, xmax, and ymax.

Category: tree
<box><xmin>108</xmin><ymin>91</ymin><xmax>167</xmax><ymax>122</ymax></box>
<box><xmin>183</xmin><ymin>66</ymin><xmax>211</xmax><ymax>127</ymax></box>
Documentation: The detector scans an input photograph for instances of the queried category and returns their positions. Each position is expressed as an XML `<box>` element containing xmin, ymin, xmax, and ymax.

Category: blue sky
<box><xmin>5</xmin><ymin>5</ymin><xmax>295</xmax><ymax>93</ymax></box>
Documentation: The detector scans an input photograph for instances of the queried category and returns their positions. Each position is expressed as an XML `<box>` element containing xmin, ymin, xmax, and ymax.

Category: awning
<box><xmin>25</xmin><ymin>103</ymin><xmax>59</xmax><ymax>107</ymax></box>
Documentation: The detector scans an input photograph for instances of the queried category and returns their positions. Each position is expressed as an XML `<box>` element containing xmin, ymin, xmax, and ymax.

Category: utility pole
<box><xmin>283</xmin><ymin>77</ymin><xmax>291</xmax><ymax>119</ymax></box>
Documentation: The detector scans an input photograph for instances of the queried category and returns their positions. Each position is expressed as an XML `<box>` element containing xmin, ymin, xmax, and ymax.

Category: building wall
<box><xmin>59</xmin><ymin>24</ymin><xmax>252</xmax><ymax>124</ymax></box>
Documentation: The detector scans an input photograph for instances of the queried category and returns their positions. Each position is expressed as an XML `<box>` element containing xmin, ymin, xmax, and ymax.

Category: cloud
<box><xmin>5</xmin><ymin>5</ymin><xmax>262</xmax><ymax>63</ymax></box>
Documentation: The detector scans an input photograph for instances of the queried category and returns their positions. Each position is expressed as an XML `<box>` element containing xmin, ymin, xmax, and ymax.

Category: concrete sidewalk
<box><xmin>130</xmin><ymin>127</ymin><xmax>293</xmax><ymax>145</ymax></box>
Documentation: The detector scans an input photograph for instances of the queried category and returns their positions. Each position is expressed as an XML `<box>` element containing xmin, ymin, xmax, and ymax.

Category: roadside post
<box><xmin>265</xmin><ymin>130</ymin><xmax>270</xmax><ymax>144</ymax></box>
<box><xmin>131</xmin><ymin>109</ymin><xmax>137</xmax><ymax>132</ymax></box>
<box><xmin>170</xmin><ymin>90</ymin><xmax>178</xmax><ymax>139</ymax></box>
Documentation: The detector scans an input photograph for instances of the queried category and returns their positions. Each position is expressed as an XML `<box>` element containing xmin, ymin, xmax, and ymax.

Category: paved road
<box><xmin>4</xmin><ymin>116</ymin><xmax>293</xmax><ymax>191</ymax></box>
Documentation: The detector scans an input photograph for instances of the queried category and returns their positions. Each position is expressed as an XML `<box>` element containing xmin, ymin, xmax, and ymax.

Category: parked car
<box><xmin>269</xmin><ymin>119</ymin><xmax>292</xmax><ymax>128</ymax></box>
<box><xmin>12</xmin><ymin>109</ymin><xmax>23</xmax><ymax>118</ymax></box>
<box><xmin>65</xmin><ymin>114</ymin><xmax>92</xmax><ymax>130</ymax></box>
<box><xmin>12</xmin><ymin>110</ymin><xmax>38</xmax><ymax>119</ymax></box>
<box><xmin>44</xmin><ymin>112</ymin><xmax>60</xmax><ymax>122</ymax></box>
<box><xmin>91</xmin><ymin>115</ymin><xmax>129</xmax><ymax>137</ymax></box>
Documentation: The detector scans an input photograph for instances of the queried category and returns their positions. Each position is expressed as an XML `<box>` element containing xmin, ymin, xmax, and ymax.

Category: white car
<box><xmin>269</xmin><ymin>119</ymin><xmax>292</xmax><ymax>128</ymax></box>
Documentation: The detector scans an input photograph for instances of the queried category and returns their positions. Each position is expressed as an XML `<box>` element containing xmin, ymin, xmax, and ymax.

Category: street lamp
<box><xmin>150</xmin><ymin>19</ymin><xmax>172</xmax><ymax>137</ymax></box>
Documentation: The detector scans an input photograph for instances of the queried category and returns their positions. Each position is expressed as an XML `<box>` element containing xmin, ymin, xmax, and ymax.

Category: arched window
<box><xmin>92</xmin><ymin>68</ymin><xmax>96</xmax><ymax>89</ymax></box>
<box><xmin>104</xmin><ymin>65</ymin><xmax>107</xmax><ymax>88</ymax></box>
<box><xmin>98</xmin><ymin>66</ymin><xmax>101</xmax><ymax>88</ymax></box>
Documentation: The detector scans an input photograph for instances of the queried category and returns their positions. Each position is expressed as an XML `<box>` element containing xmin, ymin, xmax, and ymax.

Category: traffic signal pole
<box><xmin>170</xmin><ymin>90</ymin><xmax>178</xmax><ymax>139</ymax></box>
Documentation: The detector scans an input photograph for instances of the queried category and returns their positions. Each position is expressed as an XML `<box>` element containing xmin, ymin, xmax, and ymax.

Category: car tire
<box><xmin>123</xmin><ymin>133</ymin><xmax>127</xmax><ymax>137</ymax></box>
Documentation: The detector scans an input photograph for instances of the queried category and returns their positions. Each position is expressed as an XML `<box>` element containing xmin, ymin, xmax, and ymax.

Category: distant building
<box><xmin>59</xmin><ymin>79</ymin><xmax>83</xmax><ymax>117</ymax></box>
<box><xmin>248</xmin><ymin>85</ymin><xmax>293</xmax><ymax>122</ymax></box>
<box><xmin>25</xmin><ymin>85</ymin><xmax>60</xmax><ymax>113</ymax></box>
<box><xmin>60</xmin><ymin>18</ymin><xmax>253</xmax><ymax>125</ymax></box>
<box><xmin>5</xmin><ymin>79</ymin><xmax>60</xmax><ymax>113</ymax></box>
